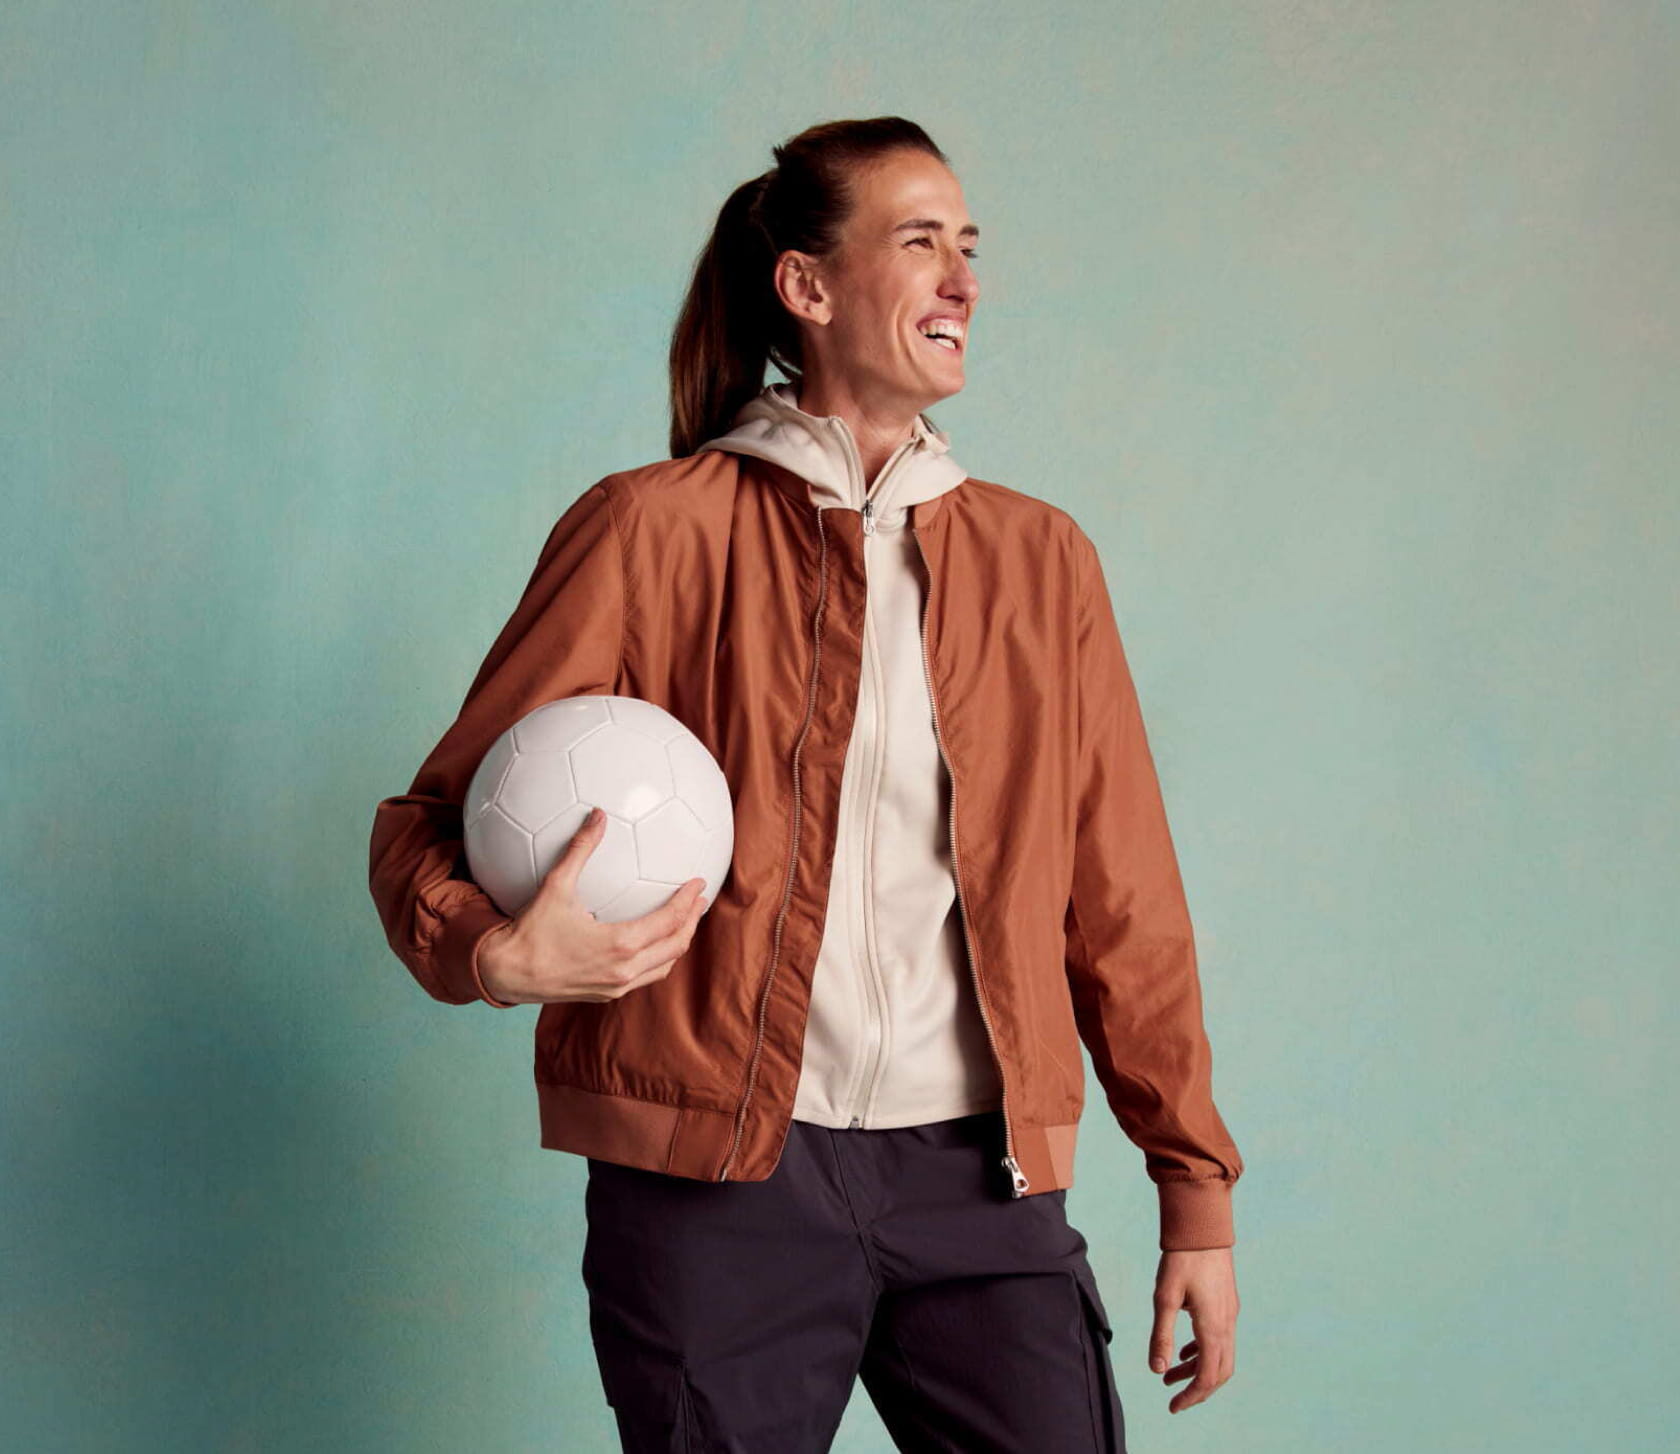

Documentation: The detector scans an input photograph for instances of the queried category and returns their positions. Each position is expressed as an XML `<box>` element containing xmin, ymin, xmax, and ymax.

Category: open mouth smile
<box><xmin>916</xmin><ymin>320</ymin><xmax>965</xmax><ymax>354</ymax></box>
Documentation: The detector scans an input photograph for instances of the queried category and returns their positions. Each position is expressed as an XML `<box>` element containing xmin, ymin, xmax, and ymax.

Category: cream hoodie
<box><xmin>697</xmin><ymin>382</ymin><xmax>1005</xmax><ymax>1130</ymax></box>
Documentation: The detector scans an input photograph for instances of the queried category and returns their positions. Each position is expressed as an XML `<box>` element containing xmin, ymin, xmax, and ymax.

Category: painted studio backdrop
<box><xmin>3</xmin><ymin>3</ymin><xmax>1674</xmax><ymax>1451</ymax></box>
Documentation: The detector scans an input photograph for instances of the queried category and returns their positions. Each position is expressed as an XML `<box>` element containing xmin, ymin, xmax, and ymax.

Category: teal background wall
<box><xmin>4</xmin><ymin>2</ymin><xmax>1675</xmax><ymax>1449</ymax></box>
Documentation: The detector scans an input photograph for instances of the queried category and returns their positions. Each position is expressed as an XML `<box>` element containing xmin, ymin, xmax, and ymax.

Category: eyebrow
<box><xmin>892</xmin><ymin>217</ymin><xmax>981</xmax><ymax>241</ymax></box>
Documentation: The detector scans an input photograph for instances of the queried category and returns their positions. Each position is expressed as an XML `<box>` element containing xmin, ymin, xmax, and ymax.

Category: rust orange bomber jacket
<box><xmin>367</xmin><ymin>447</ymin><xmax>1246</xmax><ymax>1251</ymax></box>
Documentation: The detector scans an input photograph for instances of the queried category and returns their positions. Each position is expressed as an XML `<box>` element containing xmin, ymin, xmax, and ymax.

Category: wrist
<box><xmin>473</xmin><ymin>919</ymin><xmax>525</xmax><ymax>1007</ymax></box>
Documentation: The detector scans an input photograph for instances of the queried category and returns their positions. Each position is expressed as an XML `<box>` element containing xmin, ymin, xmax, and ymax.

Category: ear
<box><xmin>773</xmin><ymin>250</ymin><xmax>832</xmax><ymax>327</ymax></box>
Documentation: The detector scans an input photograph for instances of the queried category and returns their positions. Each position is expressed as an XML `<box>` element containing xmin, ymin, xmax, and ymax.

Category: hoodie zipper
<box><xmin>718</xmin><ymin>506</ymin><xmax>831</xmax><ymax>1182</ymax></box>
<box><xmin>911</xmin><ymin>523</ymin><xmax>1029</xmax><ymax>1197</ymax></box>
<box><xmin>828</xmin><ymin>421</ymin><xmax>926</xmax><ymax>1132</ymax></box>
<box><xmin>835</xmin><ymin>419</ymin><xmax>916</xmax><ymax>539</ymax></box>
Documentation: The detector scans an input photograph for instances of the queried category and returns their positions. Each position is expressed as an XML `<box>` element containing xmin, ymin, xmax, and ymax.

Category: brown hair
<box><xmin>667</xmin><ymin>117</ymin><xmax>951</xmax><ymax>459</ymax></box>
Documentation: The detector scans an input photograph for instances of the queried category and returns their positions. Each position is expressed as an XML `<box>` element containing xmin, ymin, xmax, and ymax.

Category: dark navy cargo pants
<box><xmin>581</xmin><ymin>1110</ymin><xmax>1126</xmax><ymax>1452</ymax></box>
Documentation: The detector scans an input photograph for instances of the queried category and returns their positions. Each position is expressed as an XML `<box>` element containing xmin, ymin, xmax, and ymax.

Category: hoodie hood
<box><xmin>696</xmin><ymin>381</ymin><xmax>967</xmax><ymax>525</ymax></box>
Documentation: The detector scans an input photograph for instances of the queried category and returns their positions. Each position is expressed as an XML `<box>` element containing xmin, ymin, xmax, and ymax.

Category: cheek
<box><xmin>851</xmin><ymin>307</ymin><xmax>908</xmax><ymax>351</ymax></box>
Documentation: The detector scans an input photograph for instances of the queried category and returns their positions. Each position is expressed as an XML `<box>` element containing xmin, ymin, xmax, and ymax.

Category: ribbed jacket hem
<box><xmin>536</xmin><ymin>1080</ymin><xmax>1084</xmax><ymax>1199</ymax></box>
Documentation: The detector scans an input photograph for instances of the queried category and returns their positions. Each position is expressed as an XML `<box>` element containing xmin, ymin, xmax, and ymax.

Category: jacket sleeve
<box><xmin>367</xmin><ymin>479</ymin><xmax>625</xmax><ymax>1008</ymax></box>
<box><xmin>1062</xmin><ymin>524</ymin><xmax>1245</xmax><ymax>1251</ymax></box>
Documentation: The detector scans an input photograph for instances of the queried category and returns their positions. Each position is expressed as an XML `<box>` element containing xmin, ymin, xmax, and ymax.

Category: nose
<box><xmin>942</xmin><ymin>250</ymin><xmax>979</xmax><ymax>308</ymax></box>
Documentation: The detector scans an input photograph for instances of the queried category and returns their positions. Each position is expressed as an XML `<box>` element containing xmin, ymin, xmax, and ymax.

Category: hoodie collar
<box><xmin>696</xmin><ymin>381</ymin><xmax>967</xmax><ymax>527</ymax></box>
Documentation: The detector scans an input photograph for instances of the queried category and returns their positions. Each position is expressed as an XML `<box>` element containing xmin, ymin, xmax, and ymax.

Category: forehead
<box><xmin>848</xmin><ymin>151</ymin><xmax>975</xmax><ymax>234</ymax></box>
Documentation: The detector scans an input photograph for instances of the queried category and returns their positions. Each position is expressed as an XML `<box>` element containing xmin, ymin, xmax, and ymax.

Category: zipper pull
<box><xmin>861</xmin><ymin>497</ymin><xmax>875</xmax><ymax>535</ymax></box>
<box><xmin>1003</xmin><ymin>1154</ymin><xmax>1030</xmax><ymax>1197</ymax></box>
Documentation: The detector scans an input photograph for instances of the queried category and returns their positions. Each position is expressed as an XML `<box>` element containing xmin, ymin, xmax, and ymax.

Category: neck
<box><xmin>792</xmin><ymin>373</ymin><xmax>922</xmax><ymax>486</ymax></box>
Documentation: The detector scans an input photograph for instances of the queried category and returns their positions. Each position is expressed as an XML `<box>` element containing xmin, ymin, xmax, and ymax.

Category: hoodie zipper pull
<box><xmin>861</xmin><ymin>497</ymin><xmax>876</xmax><ymax>536</ymax></box>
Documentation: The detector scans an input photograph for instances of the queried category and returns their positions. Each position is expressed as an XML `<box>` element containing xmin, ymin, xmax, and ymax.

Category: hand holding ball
<box><xmin>462</xmin><ymin>696</ymin><xmax>734</xmax><ymax>1004</ymax></box>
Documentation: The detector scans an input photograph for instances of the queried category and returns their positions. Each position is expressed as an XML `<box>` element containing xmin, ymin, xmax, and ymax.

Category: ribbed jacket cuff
<box><xmin>1157</xmin><ymin>1176</ymin><xmax>1236</xmax><ymax>1252</ymax></box>
<box><xmin>434</xmin><ymin>897</ymin><xmax>520</xmax><ymax>1008</ymax></box>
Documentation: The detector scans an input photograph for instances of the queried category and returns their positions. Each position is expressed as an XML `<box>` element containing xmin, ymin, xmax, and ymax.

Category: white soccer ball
<box><xmin>463</xmin><ymin>695</ymin><xmax>733</xmax><ymax>923</ymax></box>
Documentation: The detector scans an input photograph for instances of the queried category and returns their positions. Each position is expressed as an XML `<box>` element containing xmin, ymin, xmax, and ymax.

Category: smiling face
<box><xmin>777</xmin><ymin>148</ymin><xmax>981</xmax><ymax>422</ymax></box>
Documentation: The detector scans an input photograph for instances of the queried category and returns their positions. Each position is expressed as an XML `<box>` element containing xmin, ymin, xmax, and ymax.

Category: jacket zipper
<box><xmin>718</xmin><ymin>505</ymin><xmax>831</xmax><ymax>1182</ymax></box>
<box><xmin>724</xmin><ymin>426</ymin><xmax>979</xmax><ymax>1174</ymax></box>
<box><xmin>912</xmin><ymin>523</ymin><xmax>1030</xmax><ymax>1197</ymax></box>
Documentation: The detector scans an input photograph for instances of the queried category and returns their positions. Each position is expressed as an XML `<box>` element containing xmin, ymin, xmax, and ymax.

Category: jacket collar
<box><xmin>696</xmin><ymin>381</ymin><xmax>967</xmax><ymax>526</ymax></box>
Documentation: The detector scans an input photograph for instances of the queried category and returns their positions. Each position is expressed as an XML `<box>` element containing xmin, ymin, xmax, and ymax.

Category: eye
<box><xmin>907</xmin><ymin>236</ymin><xmax>980</xmax><ymax>261</ymax></box>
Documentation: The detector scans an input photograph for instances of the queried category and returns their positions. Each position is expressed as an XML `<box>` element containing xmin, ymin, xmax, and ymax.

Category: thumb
<box><xmin>538</xmin><ymin>804</ymin><xmax>606</xmax><ymax>899</ymax></box>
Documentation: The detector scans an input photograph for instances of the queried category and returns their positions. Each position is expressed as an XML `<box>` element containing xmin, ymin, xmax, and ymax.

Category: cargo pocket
<box><xmin>1072</xmin><ymin>1260</ymin><xmax>1114</xmax><ymax>1347</ymax></box>
<box><xmin>581</xmin><ymin>1171</ymin><xmax>706</xmax><ymax>1450</ymax></box>
<box><xmin>1072</xmin><ymin>1264</ymin><xmax>1127</xmax><ymax>1452</ymax></box>
<box><xmin>593</xmin><ymin>1336</ymin><xmax>701</xmax><ymax>1453</ymax></box>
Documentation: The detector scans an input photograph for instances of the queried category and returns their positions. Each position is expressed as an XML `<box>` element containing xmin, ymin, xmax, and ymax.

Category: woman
<box><xmin>369</xmin><ymin>117</ymin><xmax>1243</xmax><ymax>1452</ymax></box>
